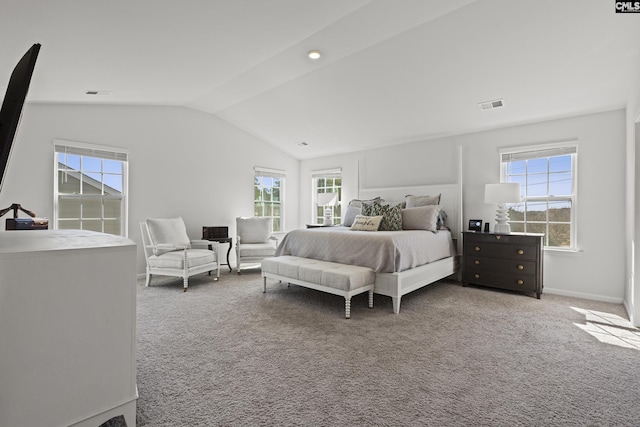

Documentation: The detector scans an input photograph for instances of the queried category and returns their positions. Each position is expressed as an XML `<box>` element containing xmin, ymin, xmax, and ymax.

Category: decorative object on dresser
<box><xmin>462</xmin><ymin>231</ymin><xmax>543</xmax><ymax>299</ymax></box>
<box><xmin>468</xmin><ymin>219</ymin><xmax>482</xmax><ymax>232</ymax></box>
<box><xmin>484</xmin><ymin>183</ymin><xmax>521</xmax><ymax>234</ymax></box>
<box><xmin>202</xmin><ymin>226</ymin><xmax>233</xmax><ymax>271</ymax></box>
<box><xmin>317</xmin><ymin>191</ymin><xmax>338</xmax><ymax>225</ymax></box>
<box><xmin>0</xmin><ymin>203</ymin><xmax>48</xmax><ymax>230</ymax></box>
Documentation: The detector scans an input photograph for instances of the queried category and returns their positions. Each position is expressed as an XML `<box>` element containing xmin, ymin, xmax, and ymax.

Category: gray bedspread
<box><xmin>274</xmin><ymin>227</ymin><xmax>456</xmax><ymax>273</ymax></box>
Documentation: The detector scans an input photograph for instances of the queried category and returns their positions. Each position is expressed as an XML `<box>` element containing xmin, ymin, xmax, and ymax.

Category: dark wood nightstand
<box><xmin>462</xmin><ymin>231</ymin><xmax>544</xmax><ymax>298</ymax></box>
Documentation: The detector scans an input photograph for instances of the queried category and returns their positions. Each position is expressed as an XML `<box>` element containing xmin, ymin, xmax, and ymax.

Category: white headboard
<box><xmin>358</xmin><ymin>183</ymin><xmax>462</xmax><ymax>251</ymax></box>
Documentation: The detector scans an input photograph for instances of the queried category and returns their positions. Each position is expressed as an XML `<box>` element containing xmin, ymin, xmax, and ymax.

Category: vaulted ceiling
<box><xmin>2</xmin><ymin>0</ymin><xmax>639</xmax><ymax>159</ymax></box>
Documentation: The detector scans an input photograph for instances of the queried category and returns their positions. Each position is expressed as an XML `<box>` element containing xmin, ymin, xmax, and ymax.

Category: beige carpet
<box><xmin>114</xmin><ymin>269</ymin><xmax>639</xmax><ymax>426</ymax></box>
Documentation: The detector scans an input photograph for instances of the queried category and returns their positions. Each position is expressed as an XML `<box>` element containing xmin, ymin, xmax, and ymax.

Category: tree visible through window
<box><xmin>501</xmin><ymin>143</ymin><xmax>577</xmax><ymax>249</ymax></box>
<box><xmin>254</xmin><ymin>167</ymin><xmax>285</xmax><ymax>232</ymax></box>
<box><xmin>54</xmin><ymin>141</ymin><xmax>128</xmax><ymax>236</ymax></box>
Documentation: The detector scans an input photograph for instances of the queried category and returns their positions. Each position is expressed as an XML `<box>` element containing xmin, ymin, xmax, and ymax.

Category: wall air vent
<box><xmin>479</xmin><ymin>98</ymin><xmax>504</xmax><ymax>110</ymax></box>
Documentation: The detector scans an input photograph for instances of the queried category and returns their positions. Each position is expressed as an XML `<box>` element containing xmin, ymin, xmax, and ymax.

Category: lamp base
<box><xmin>323</xmin><ymin>208</ymin><xmax>333</xmax><ymax>225</ymax></box>
<box><xmin>494</xmin><ymin>204</ymin><xmax>512</xmax><ymax>234</ymax></box>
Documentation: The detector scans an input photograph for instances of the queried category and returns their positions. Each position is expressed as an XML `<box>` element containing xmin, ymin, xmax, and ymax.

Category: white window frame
<box><xmin>53</xmin><ymin>139</ymin><xmax>129</xmax><ymax>237</ymax></box>
<box><xmin>500</xmin><ymin>141</ymin><xmax>578</xmax><ymax>251</ymax></box>
<box><xmin>253</xmin><ymin>166</ymin><xmax>285</xmax><ymax>232</ymax></box>
<box><xmin>311</xmin><ymin>168</ymin><xmax>342</xmax><ymax>225</ymax></box>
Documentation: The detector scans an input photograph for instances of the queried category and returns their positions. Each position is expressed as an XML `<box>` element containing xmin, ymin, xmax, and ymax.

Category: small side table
<box><xmin>206</xmin><ymin>237</ymin><xmax>232</xmax><ymax>272</ymax></box>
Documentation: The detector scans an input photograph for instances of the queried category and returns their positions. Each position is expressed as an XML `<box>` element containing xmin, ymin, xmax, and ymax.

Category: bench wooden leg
<box><xmin>345</xmin><ymin>297</ymin><xmax>351</xmax><ymax>319</ymax></box>
<box><xmin>263</xmin><ymin>276</ymin><xmax>267</xmax><ymax>293</ymax></box>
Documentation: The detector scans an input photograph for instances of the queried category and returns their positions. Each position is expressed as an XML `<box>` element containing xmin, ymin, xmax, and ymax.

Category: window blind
<box><xmin>500</xmin><ymin>144</ymin><xmax>576</xmax><ymax>162</ymax></box>
<box><xmin>54</xmin><ymin>140</ymin><xmax>129</xmax><ymax>162</ymax></box>
<box><xmin>254</xmin><ymin>166</ymin><xmax>286</xmax><ymax>178</ymax></box>
<box><xmin>311</xmin><ymin>167</ymin><xmax>341</xmax><ymax>178</ymax></box>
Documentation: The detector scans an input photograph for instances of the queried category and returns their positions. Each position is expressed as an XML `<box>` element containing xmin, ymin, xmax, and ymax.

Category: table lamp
<box><xmin>484</xmin><ymin>183</ymin><xmax>521</xmax><ymax>234</ymax></box>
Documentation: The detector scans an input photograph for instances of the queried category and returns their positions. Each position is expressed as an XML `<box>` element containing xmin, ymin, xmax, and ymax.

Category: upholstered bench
<box><xmin>261</xmin><ymin>256</ymin><xmax>374</xmax><ymax>318</ymax></box>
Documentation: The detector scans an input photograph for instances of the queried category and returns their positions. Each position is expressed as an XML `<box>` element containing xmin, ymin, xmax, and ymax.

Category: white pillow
<box><xmin>401</xmin><ymin>206</ymin><xmax>440</xmax><ymax>232</ymax></box>
<box><xmin>350</xmin><ymin>215</ymin><xmax>383</xmax><ymax>231</ymax></box>
<box><xmin>238</xmin><ymin>217</ymin><xmax>270</xmax><ymax>243</ymax></box>
<box><xmin>146</xmin><ymin>217</ymin><xmax>191</xmax><ymax>255</ymax></box>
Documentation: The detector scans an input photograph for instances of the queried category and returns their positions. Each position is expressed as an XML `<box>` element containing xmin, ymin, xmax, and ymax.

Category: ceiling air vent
<box><xmin>479</xmin><ymin>98</ymin><xmax>504</xmax><ymax>110</ymax></box>
<box><xmin>85</xmin><ymin>90</ymin><xmax>112</xmax><ymax>96</ymax></box>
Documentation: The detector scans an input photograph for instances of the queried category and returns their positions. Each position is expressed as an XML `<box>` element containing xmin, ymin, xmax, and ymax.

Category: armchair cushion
<box><xmin>237</xmin><ymin>217</ymin><xmax>270</xmax><ymax>243</ymax></box>
<box><xmin>237</xmin><ymin>242</ymin><xmax>277</xmax><ymax>257</ymax></box>
<box><xmin>147</xmin><ymin>249</ymin><xmax>215</xmax><ymax>269</ymax></box>
<box><xmin>147</xmin><ymin>217</ymin><xmax>191</xmax><ymax>255</ymax></box>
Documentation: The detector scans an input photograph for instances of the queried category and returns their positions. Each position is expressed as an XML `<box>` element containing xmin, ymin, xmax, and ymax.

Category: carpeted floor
<box><xmin>111</xmin><ymin>269</ymin><xmax>640</xmax><ymax>426</ymax></box>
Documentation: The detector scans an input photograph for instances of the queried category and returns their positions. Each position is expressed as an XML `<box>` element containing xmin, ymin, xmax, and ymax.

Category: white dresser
<box><xmin>0</xmin><ymin>230</ymin><xmax>137</xmax><ymax>427</ymax></box>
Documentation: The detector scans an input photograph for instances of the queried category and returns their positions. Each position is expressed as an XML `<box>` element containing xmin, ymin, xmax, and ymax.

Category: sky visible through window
<box><xmin>506</xmin><ymin>154</ymin><xmax>572</xmax><ymax>210</ymax></box>
<box><xmin>58</xmin><ymin>153</ymin><xmax>123</xmax><ymax>194</ymax></box>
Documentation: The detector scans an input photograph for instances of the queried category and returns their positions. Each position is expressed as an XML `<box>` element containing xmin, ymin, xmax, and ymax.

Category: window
<box><xmin>312</xmin><ymin>168</ymin><xmax>342</xmax><ymax>225</ymax></box>
<box><xmin>54</xmin><ymin>140</ymin><xmax>128</xmax><ymax>236</ymax></box>
<box><xmin>501</xmin><ymin>143</ymin><xmax>577</xmax><ymax>250</ymax></box>
<box><xmin>254</xmin><ymin>167</ymin><xmax>285</xmax><ymax>232</ymax></box>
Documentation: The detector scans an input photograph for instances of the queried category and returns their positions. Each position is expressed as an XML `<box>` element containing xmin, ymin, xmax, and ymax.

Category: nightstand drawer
<box><xmin>463</xmin><ymin>270</ymin><xmax>537</xmax><ymax>292</ymax></box>
<box><xmin>464</xmin><ymin>242</ymin><xmax>538</xmax><ymax>261</ymax></box>
<box><xmin>465</xmin><ymin>256</ymin><xmax>537</xmax><ymax>274</ymax></box>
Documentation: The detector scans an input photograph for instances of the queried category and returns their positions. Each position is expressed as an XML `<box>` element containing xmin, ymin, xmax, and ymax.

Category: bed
<box><xmin>276</xmin><ymin>183</ymin><xmax>462</xmax><ymax>313</ymax></box>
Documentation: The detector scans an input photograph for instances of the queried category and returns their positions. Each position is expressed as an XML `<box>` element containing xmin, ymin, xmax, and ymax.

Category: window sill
<box><xmin>543</xmin><ymin>247</ymin><xmax>583</xmax><ymax>256</ymax></box>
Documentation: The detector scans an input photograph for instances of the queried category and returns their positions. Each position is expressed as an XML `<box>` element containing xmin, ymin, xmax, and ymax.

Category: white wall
<box><xmin>0</xmin><ymin>103</ymin><xmax>299</xmax><ymax>274</ymax></box>
<box><xmin>301</xmin><ymin>109</ymin><xmax>627</xmax><ymax>303</ymax></box>
<box><xmin>626</xmin><ymin>49</ymin><xmax>640</xmax><ymax>325</ymax></box>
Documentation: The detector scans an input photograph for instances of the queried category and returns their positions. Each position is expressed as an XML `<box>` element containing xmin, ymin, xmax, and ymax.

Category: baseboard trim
<box><xmin>544</xmin><ymin>287</ymin><xmax>623</xmax><ymax>304</ymax></box>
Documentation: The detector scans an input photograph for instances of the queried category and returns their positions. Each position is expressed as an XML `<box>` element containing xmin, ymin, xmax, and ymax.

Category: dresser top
<box><xmin>0</xmin><ymin>230</ymin><xmax>135</xmax><ymax>254</ymax></box>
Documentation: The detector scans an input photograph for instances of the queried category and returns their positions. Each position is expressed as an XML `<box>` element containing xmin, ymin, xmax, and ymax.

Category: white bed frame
<box><xmin>358</xmin><ymin>182</ymin><xmax>462</xmax><ymax>313</ymax></box>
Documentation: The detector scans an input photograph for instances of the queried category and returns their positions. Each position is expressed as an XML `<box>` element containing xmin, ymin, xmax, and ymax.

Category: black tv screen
<box><xmin>0</xmin><ymin>43</ymin><xmax>40</xmax><ymax>192</ymax></box>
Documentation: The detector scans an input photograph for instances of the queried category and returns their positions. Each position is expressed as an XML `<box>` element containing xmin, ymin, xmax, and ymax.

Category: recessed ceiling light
<box><xmin>307</xmin><ymin>50</ymin><xmax>321</xmax><ymax>60</ymax></box>
<box><xmin>479</xmin><ymin>98</ymin><xmax>504</xmax><ymax>110</ymax></box>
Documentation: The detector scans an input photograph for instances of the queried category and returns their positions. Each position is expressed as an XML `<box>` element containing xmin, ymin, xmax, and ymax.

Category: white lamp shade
<box><xmin>484</xmin><ymin>183</ymin><xmax>521</xmax><ymax>204</ymax></box>
<box><xmin>317</xmin><ymin>192</ymin><xmax>338</xmax><ymax>206</ymax></box>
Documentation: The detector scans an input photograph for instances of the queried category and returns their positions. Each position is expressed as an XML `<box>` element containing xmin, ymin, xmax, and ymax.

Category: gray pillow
<box><xmin>401</xmin><ymin>205</ymin><xmax>440</xmax><ymax>232</ymax></box>
<box><xmin>342</xmin><ymin>204</ymin><xmax>361</xmax><ymax>227</ymax></box>
<box><xmin>405</xmin><ymin>193</ymin><xmax>441</xmax><ymax>208</ymax></box>
<box><xmin>348</xmin><ymin>197</ymin><xmax>382</xmax><ymax>209</ymax></box>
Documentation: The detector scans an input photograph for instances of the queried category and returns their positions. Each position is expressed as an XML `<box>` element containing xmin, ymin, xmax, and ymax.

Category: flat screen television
<box><xmin>0</xmin><ymin>43</ymin><xmax>40</xmax><ymax>193</ymax></box>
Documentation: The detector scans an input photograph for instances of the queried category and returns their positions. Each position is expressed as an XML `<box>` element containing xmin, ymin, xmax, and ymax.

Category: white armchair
<box><xmin>235</xmin><ymin>217</ymin><xmax>278</xmax><ymax>274</ymax></box>
<box><xmin>140</xmin><ymin>217</ymin><xmax>220</xmax><ymax>291</ymax></box>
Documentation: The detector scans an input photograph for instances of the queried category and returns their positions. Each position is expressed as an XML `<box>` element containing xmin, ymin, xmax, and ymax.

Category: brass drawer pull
<box><xmin>517</xmin><ymin>279</ymin><xmax>524</xmax><ymax>285</ymax></box>
<box><xmin>475</xmin><ymin>246</ymin><xmax>481</xmax><ymax>251</ymax></box>
<box><xmin>495</xmin><ymin>235</ymin><xmax>501</xmax><ymax>240</ymax></box>
<box><xmin>474</xmin><ymin>260</ymin><xmax>480</xmax><ymax>265</ymax></box>
<box><xmin>474</xmin><ymin>274</ymin><xmax>480</xmax><ymax>279</ymax></box>
<box><xmin>517</xmin><ymin>264</ymin><xmax>524</xmax><ymax>270</ymax></box>
<box><xmin>517</xmin><ymin>249</ymin><xmax>524</xmax><ymax>255</ymax></box>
